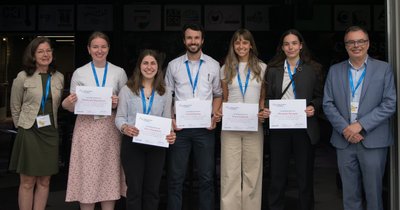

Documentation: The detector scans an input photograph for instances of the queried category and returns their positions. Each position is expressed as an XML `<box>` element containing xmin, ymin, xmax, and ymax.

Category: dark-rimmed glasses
<box><xmin>344</xmin><ymin>39</ymin><xmax>369</xmax><ymax>46</ymax></box>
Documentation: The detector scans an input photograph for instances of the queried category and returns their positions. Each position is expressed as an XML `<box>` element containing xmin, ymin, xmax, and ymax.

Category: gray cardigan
<box><xmin>115</xmin><ymin>85</ymin><xmax>172</xmax><ymax>132</ymax></box>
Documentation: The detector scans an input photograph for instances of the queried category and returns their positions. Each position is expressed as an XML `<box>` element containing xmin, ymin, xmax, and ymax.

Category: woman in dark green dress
<box><xmin>10</xmin><ymin>37</ymin><xmax>64</xmax><ymax>210</ymax></box>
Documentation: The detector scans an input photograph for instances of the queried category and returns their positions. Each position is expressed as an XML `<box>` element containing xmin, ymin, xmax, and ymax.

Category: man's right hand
<box><xmin>343</xmin><ymin>123</ymin><xmax>364</xmax><ymax>143</ymax></box>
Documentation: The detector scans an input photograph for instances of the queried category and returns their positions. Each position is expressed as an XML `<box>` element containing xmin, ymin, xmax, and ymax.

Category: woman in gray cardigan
<box><xmin>115</xmin><ymin>49</ymin><xmax>175</xmax><ymax>210</ymax></box>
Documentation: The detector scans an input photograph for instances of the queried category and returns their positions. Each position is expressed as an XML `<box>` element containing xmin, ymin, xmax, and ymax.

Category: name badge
<box><xmin>351</xmin><ymin>102</ymin><xmax>359</xmax><ymax>114</ymax></box>
<box><xmin>36</xmin><ymin>115</ymin><xmax>51</xmax><ymax>128</ymax></box>
<box><xmin>94</xmin><ymin>115</ymin><xmax>108</xmax><ymax>120</ymax></box>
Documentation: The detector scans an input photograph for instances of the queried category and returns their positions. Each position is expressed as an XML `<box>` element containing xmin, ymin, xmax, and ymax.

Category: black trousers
<box><xmin>121</xmin><ymin>135</ymin><xmax>166</xmax><ymax>210</ymax></box>
<box><xmin>268</xmin><ymin>129</ymin><xmax>315</xmax><ymax>210</ymax></box>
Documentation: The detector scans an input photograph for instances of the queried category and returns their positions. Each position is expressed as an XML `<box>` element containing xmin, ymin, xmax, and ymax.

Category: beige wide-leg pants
<box><xmin>220</xmin><ymin>126</ymin><xmax>264</xmax><ymax>210</ymax></box>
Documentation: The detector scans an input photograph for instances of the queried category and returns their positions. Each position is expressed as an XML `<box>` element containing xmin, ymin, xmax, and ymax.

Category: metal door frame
<box><xmin>387</xmin><ymin>0</ymin><xmax>400</xmax><ymax>209</ymax></box>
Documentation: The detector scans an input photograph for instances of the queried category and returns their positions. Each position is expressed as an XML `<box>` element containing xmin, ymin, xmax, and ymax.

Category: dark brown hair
<box><xmin>344</xmin><ymin>25</ymin><xmax>369</xmax><ymax>41</ymax></box>
<box><xmin>267</xmin><ymin>29</ymin><xmax>322</xmax><ymax>85</ymax></box>
<box><xmin>182</xmin><ymin>23</ymin><xmax>205</xmax><ymax>40</ymax></box>
<box><xmin>268</xmin><ymin>29</ymin><xmax>315</xmax><ymax>68</ymax></box>
<box><xmin>127</xmin><ymin>49</ymin><xmax>166</xmax><ymax>96</ymax></box>
<box><xmin>22</xmin><ymin>37</ymin><xmax>56</xmax><ymax>76</ymax></box>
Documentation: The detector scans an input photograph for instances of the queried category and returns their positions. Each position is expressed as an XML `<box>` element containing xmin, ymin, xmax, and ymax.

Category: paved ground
<box><xmin>0</xmin><ymin>128</ymin><xmax>344</xmax><ymax>210</ymax></box>
<box><xmin>0</xmin><ymin>114</ymin><xmax>350</xmax><ymax>210</ymax></box>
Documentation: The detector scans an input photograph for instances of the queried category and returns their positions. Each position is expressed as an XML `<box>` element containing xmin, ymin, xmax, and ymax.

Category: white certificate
<box><xmin>269</xmin><ymin>99</ymin><xmax>307</xmax><ymax>129</ymax></box>
<box><xmin>74</xmin><ymin>86</ymin><xmax>112</xmax><ymax>116</ymax></box>
<box><xmin>133</xmin><ymin>113</ymin><xmax>172</xmax><ymax>148</ymax></box>
<box><xmin>222</xmin><ymin>103</ymin><xmax>259</xmax><ymax>131</ymax></box>
<box><xmin>175</xmin><ymin>100</ymin><xmax>212</xmax><ymax>128</ymax></box>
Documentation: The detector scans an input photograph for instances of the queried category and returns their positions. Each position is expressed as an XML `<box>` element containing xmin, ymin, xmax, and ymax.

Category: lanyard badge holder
<box><xmin>185</xmin><ymin>60</ymin><xmax>203</xmax><ymax>100</ymax></box>
<box><xmin>140</xmin><ymin>88</ymin><xmax>155</xmax><ymax>115</ymax></box>
<box><xmin>349</xmin><ymin>65</ymin><xmax>366</xmax><ymax>114</ymax></box>
<box><xmin>92</xmin><ymin>62</ymin><xmax>109</xmax><ymax>120</ymax></box>
<box><xmin>37</xmin><ymin>75</ymin><xmax>52</xmax><ymax>128</ymax></box>
<box><xmin>280</xmin><ymin>60</ymin><xmax>300</xmax><ymax>99</ymax></box>
<box><xmin>237</xmin><ymin>66</ymin><xmax>250</xmax><ymax>102</ymax></box>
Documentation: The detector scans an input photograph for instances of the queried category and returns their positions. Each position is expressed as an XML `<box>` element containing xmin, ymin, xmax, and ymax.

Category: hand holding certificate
<box><xmin>74</xmin><ymin>86</ymin><xmax>112</xmax><ymax>116</ymax></box>
<box><xmin>222</xmin><ymin>103</ymin><xmax>259</xmax><ymax>131</ymax></box>
<box><xmin>175</xmin><ymin>100</ymin><xmax>212</xmax><ymax>129</ymax></box>
<box><xmin>269</xmin><ymin>99</ymin><xmax>307</xmax><ymax>129</ymax></box>
<box><xmin>133</xmin><ymin>113</ymin><xmax>172</xmax><ymax>148</ymax></box>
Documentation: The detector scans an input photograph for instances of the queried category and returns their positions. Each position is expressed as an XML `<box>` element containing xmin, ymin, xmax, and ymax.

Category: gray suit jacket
<box><xmin>323</xmin><ymin>57</ymin><xmax>396</xmax><ymax>149</ymax></box>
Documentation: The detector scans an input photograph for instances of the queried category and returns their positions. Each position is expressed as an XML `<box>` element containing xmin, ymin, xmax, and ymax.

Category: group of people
<box><xmin>9</xmin><ymin>22</ymin><xmax>396</xmax><ymax>210</ymax></box>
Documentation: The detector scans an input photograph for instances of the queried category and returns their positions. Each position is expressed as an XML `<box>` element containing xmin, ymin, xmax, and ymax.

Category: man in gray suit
<box><xmin>323</xmin><ymin>26</ymin><xmax>396</xmax><ymax>210</ymax></box>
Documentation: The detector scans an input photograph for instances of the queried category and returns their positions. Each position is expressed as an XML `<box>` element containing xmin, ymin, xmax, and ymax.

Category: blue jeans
<box><xmin>167</xmin><ymin>128</ymin><xmax>215</xmax><ymax>210</ymax></box>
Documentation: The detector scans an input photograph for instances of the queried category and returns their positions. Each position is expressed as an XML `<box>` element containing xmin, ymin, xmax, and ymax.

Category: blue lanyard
<box><xmin>185</xmin><ymin>60</ymin><xmax>203</xmax><ymax>96</ymax></box>
<box><xmin>91</xmin><ymin>61</ymin><xmax>108</xmax><ymax>87</ymax></box>
<box><xmin>41</xmin><ymin>75</ymin><xmax>51</xmax><ymax>114</ymax></box>
<box><xmin>348</xmin><ymin>65</ymin><xmax>366</xmax><ymax>98</ymax></box>
<box><xmin>237</xmin><ymin>66</ymin><xmax>250</xmax><ymax>98</ymax></box>
<box><xmin>286</xmin><ymin>60</ymin><xmax>299</xmax><ymax>98</ymax></box>
<box><xmin>140</xmin><ymin>88</ymin><xmax>155</xmax><ymax>115</ymax></box>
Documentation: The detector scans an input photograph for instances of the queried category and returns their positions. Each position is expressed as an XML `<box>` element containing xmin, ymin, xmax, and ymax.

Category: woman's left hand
<box><xmin>305</xmin><ymin>105</ymin><xmax>315</xmax><ymax>117</ymax></box>
<box><xmin>112</xmin><ymin>95</ymin><xmax>118</xmax><ymax>109</ymax></box>
<box><xmin>258</xmin><ymin>108</ymin><xmax>270</xmax><ymax>123</ymax></box>
<box><xmin>166</xmin><ymin>130</ymin><xmax>176</xmax><ymax>144</ymax></box>
<box><xmin>214</xmin><ymin>109</ymin><xmax>222</xmax><ymax>123</ymax></box>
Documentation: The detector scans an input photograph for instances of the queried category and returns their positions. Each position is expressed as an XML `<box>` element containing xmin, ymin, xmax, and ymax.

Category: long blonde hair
<box><xmin>223</xmin><ymin>28</ymin><xmax>263</xmax><ymax>84</ymax></box>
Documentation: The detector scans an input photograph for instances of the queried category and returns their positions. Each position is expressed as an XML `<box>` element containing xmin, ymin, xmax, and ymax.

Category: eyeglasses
<box><xmin>344</xmin><ymin>39</ymin><xmax>369</xmax><ymax>46</ymax></box>
<box><xmin>36</xmin><ymin>49</ymin><xmax>53</xmax><ymax>55</ymax></box>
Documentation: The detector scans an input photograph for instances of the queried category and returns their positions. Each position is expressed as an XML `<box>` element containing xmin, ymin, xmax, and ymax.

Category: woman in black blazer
<box><xmin>261</xmin><ymin>29</ymin><xmax>323</xmax><ymax>210</ymax></box>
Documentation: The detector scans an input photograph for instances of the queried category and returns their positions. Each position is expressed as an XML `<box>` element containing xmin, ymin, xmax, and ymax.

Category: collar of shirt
<box><xmin>184</xmin><ymin>52</ymin><xmax>205</xmax><ymax>64</ymax></box>
<box><xmin>348</xmin><ymin>55</ymin><xmax>368</xmax><ymax>71</ymax></box>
